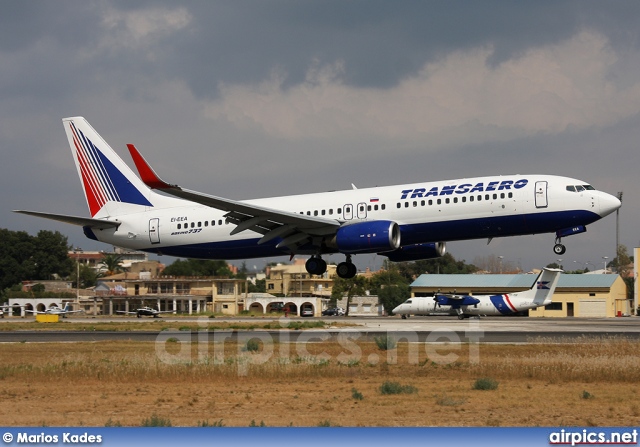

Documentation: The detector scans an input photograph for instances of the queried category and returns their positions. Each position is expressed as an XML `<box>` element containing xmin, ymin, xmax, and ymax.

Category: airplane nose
<box><xmin>599</xmin><ymin>192</ymin><xmax>621</xmax><ymax>217</ymax></box>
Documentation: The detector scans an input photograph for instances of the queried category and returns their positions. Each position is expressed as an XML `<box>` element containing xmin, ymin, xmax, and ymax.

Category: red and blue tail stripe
<box><xmin>69</xmin><ymin>122</ymin><xmax>152</xmax><ymax>216</ymax></box>
<box><xmin>489</xmin><ymin>294</ymin><xmax>518</xmax><ymax>315</ymax></box>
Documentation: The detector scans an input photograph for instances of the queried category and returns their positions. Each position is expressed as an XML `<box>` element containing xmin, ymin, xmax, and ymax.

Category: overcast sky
<box><xmin>3</xmin><ymin>1</ymin><xmax>640</xmax><ymax>273</ymax></box>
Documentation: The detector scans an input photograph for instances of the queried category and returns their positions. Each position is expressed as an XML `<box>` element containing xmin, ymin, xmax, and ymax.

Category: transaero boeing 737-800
<box><xmin>15</xmin><ymin>117</ymin><xmax>621</xmax><ymax>279</ymax></box>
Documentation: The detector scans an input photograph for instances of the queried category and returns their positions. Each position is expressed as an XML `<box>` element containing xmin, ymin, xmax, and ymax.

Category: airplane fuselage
<box><xmin>392</xmin><ymin>294</ymin><xmax>546</xmax><ymax>318</ymax></box>
<box><xmin>84</xmin><ymin>174</ymin><xmax>617</xmax><ymax>260</ymax></box>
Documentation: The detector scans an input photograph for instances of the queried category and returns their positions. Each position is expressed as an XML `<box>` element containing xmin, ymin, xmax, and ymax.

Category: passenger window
<box><xmin>485</xmin><ymin>194</ymin><xmax>490</xmax><ymax>200</ymax></box>
<box><xmin>218</xmin><ymin>220</ymin><xmax>223</xmax><ymax>225</ymax></box>
<box><xmin>437</xmin><ymin>199</ymin><xmax>442</xmax><ymax>205</ymax></box>
<box><xmin>177</xmin><ymin>224</ymin><xmax>181</xmax><ymax>229</ymax></box>
<box><xmin>500</xmin><ymin>193</ymin><xmax>505</xmax><ymax>199</ymax></box>
<box><xmin>337</xmin><ymin>208</ymin><xmax>342</xmax><ymax>214</ymax></box>
<box><xmin>428</xmin><ymin>200</ymin><xmax>433</xmax><ymax>206</ymax></box>
<box><xmin>322</xmin><ymin>210</ymin><xmax>326</xmax><ymax>215</ymax></box>
<box><xmin>204</xmin><ymin>221</ymin><xmax>208</xmax><ymax>227</ymax></box>
<box><xmin>405</xmin><ymin>202</ymin><xmax>409</xmax><ymax>208</ymax></box>
<box><xmin>508</xmin><ymin>192</ymin><xmax>513</xmax><ymax>198</ymax></box>
<box><xmin>397</xmin><ymin>203</ymin><xmax>401</xmax><ymax>209</ymax></box>
<box><xmin>470</xmin><ymin>196</ymin><xmax>474</xmax><ymax>202</ymax></box>
<box><xmin>462</xmin><ymin>197</ymin><xmax>466</xmax><ymax>203</ymax></box>
<box><xmin>445</xmin><ymin>198</ymin><xmax>450</xmax><ymax>204</ymax></box>
<box><xmin>374</xmin><ymin>205</ymin><xmax>378</xmax><ymax>211</ymax></box>
<box><xmin>367</xmin><ymin>205</ymin><xmax>371</xmax><ymax>211</ymax></box>
<box><xmin>381</xmin><ymin>204</ymin><xmax>385</xmax><ymax>210</ymax></box>
<box><xmin>453</xmin><ymin>197</ymin><xmax>458</xmax><ymax>203</ymax></box>
<box><xmin>314</xmin><ymin>211</ymin><xmax>318</xmax><ymax>216</ymax></box>
<box><xmin>198</xmin><ymin>222</ymin><xmax>202</xmax><ymax>227</ymax></box>
<box><xmin>329</xmin><ymin>209</ymin><xmax>333</xmax><ymax>215</ymax></box>
<box><xmin>492</xmin><ymin>194</ymin><xmax>497</xmax><ymax>200</ymax></box>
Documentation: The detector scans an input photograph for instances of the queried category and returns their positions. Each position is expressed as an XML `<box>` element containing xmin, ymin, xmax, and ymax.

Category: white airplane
<box><xmin>15</xmin><ymin>117</ymin><xmax>621</xmax><ymax>278</ymax></box>
<box><xmin>26</xmin><ymin>303</ymin><xmax>83</xmax><ymax>317</ymax></box>
<box><xmin>392</xmin><ymin>267</ymin><xmax>562</xmax><ymax>319</ymax></box>
<box><xmin>116</xmin><ymin>306</ymin><xmax>173</xmax><ymax>318</ymax></box>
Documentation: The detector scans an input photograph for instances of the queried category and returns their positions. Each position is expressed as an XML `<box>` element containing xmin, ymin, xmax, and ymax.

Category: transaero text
<box><xmin>400</xmin><ymin>179</ymin><xmax>528</xmax><ymax>199</ymax></box>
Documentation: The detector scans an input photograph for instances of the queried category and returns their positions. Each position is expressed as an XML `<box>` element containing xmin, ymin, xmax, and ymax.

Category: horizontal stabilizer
<box><xmin>13</xmin><ymin>210</ymin><xmax>120</xmax><ymax>229</ymax></box>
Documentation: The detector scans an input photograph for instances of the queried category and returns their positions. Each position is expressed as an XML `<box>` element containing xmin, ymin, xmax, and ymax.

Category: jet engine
<box><xmin>334</xmin><ymin>220</ymin><xmax>401</xmax><ymax>254</ymax></box>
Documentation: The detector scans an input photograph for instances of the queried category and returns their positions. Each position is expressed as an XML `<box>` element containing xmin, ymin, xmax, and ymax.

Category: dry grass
<box><xmin>0</xmin><ymin>339</ymin><xmax>639</xmax><ymax>427</ymax></box>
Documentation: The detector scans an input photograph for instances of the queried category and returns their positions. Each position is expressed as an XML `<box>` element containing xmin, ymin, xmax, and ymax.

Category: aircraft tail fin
<box><xmin>62</xmin><ymin>117</ymin><xmax>172</xmax><ymax>218</ymax></box>
<box><xmin>521</xmin><ymin>268</ymin><xmax>563</xmax><ymax>305</ymax></box>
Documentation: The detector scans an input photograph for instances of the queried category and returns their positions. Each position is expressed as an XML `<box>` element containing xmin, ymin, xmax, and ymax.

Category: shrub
<box><xmin>141</xmin><ymin>414</ymin><xmax>172</xmax><ymax>427</ymax></box>
<box><xmin>472</xmin><ymin>377</ymin><xmax>499</xmax><ymax>391</ymax></box>
<box><xmin>380</xmin><ymin>381</ymin><xmax>418</xmax><ymax>395</ymax></box>
<box><xmin>351</xmin><ymin>388</ymin><xmax>364</xmax><ymax>400</ymax></box>
<box><xmin>581</xmin><ymin>390</ymin><xmax>595</xmax><ymax>399</ymax></box>
<box><xmin>245</xmin><ymin>338</ymin><xmax>261</xmax><ymax>352</ymax></box>
<box><xmin>374</xmin><ymin>335</ymin><xmax>397</xmax><ymax>351</ymax></box>
<box><xmin>198</xmin><ymin>419</ymin><xmax>224</xmax><ymax>427</ymax></box>
<box><xmin>249</xmin><ymin>420</ymin><xmax>266</xmax><ymax>427</ymax></box>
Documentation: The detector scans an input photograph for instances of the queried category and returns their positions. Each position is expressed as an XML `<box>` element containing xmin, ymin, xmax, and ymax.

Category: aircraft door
<box><xmin>149</xmin><ymin>218</ymin><xmax>160</xmax><ymax>244</ymax></box>
<box><xmin>535</xmin><ymin>181</ymin><xmax>548</xmax><ymax>208</ymax></box>
<box><xmin>357</xmin><ymin>202</ymin><xmax>367</xmax><ymax>219</ymax></box>
<box><xmin>343</xmin><ymin>204</ymin><xmax>353</xmax><ymax>220</ymax></box>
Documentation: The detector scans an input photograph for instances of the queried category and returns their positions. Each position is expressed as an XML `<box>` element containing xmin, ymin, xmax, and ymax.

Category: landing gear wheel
<box><xmin>337</xmin><ymin>261</ymin><xmax>357</xmax><ymax>279</ymax></box>
<box><xmin>305</xmin><ymin>257</ymin><xmax>327</xmax><ymax>276</ymax></box>
<box><xmin>553</xmin><ymin>243</ymin><xmax>566</xmax><ymax>255</ymax></box>
<box><xmin>457</xmin><ymin>314</ymin><xmax>465</xmax><ymax>320</ymax></box>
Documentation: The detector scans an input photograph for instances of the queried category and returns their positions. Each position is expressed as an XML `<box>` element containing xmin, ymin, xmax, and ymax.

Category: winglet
<box><xmin>127</xmin><ymin>144</ymin><xmax>175</xmax><ymax>189</ymax></box>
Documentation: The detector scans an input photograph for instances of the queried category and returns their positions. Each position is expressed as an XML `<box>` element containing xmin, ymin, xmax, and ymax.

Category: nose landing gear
<box><xmin>553</xmin><ymin>236</ymin><xmax>566</xmax><ymax>255</ymax></box>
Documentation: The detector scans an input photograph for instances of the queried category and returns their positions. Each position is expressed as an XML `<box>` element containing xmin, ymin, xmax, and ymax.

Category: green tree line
<box><xmin>0</xmin><ymin>229</ymin><xmax>74</xmax><ymax>298</ymax></box>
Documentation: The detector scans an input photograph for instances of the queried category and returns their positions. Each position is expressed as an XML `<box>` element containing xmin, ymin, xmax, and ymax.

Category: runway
<box><xmin>0</xmin><ymin>316</ymin><xmax>638</xmax><ymax>343</ymax></box>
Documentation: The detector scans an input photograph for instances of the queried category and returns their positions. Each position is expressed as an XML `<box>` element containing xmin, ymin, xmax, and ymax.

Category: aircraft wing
<box><xmin>127</xmin><ymin>144</ymin><xmax>341</xmax><ymax>250</ymax></box>
<box><xmin>116</xmin><ymin>311</ymin><xmax>139</xmax><ymax>315</ymax></box>
<box><xmin>13</xmin><ymin>211</ymin><xmax>120</xmax><ymax>230</ymax></box>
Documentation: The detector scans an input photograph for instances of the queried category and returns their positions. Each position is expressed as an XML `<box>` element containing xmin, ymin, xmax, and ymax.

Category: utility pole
<box><xmin>616</xmin><ymin>191</ymin><xmax>623</xmax><ymax>263</ymax></box>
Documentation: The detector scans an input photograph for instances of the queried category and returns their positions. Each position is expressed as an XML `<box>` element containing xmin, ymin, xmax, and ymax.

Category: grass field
<box><xmin>1</xmin><ymin>337</ymin><xmax>639</xmax><ymax>427</ymax></box>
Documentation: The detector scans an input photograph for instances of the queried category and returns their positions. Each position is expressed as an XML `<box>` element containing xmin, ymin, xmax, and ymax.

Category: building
<box><xmin>336</xmin><ymin>295</ymin><xmax>384</xmax><ymax>316</ymax></box>
<box><xmin>266</xmin><ymin>259</ymin><xmax>336</xmax><ymax>298</ymax></box>
<box><xmin>410</xmin><ymin>272</ymin><xmax>629</xmax><ymax>318</ymax></box>
<box><xmin>96</xmin><ymin>274</ymin><xmax>247</xmax><ymax>315</ymax></box>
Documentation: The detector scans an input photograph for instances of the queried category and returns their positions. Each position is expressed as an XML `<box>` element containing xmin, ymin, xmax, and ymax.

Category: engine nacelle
<box><xmin>382</xmin><ymin>242</ymin><xmax>446</xmax><ymax>262</ymax></box>
<box><xmin>335</xmin><ymin>220</ymin><xmax>401</xmax><ymax>254</ymax></box>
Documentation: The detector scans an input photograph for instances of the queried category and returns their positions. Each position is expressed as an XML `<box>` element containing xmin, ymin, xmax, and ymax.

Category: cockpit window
<box><xmin>405</xmin><ymin>300</ymin><xmax>412</xmax><ymax>304</ymax></box>
<box><xmin>567</xmin><ymin>184</ymin><xmax>595</xmax><ymax>192</ymax></box>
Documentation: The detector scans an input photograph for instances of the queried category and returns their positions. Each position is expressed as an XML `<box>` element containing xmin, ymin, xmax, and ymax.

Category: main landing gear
<box><xmin>553</xmin><ymin>236</ymin><xmax>566</xmax><ymax>255</ymax></box>
<box><xmin>305</xmin><ymin>255</ymin><xmax>357</xmax><ymax>279</ymax></box>
<box><xmin>305</xmin><ymin>256</ymin><xmax>327</xmax><ymax>276</ymax></box>
<box><xmin>336</xmin><ymin>255</ymin><xmax>357</xmax><ymax>279</ymax></box>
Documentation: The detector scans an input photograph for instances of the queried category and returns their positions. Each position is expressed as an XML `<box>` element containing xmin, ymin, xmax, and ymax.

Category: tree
<box><xmin>162</xmin><ymin>259</ymin><xmax>232</xmax><ymax>277</ymax></box>
<box><xmin>101</xmin><ymin>253</ymin><xmax>124</xmax><ymax>276</ymax></box>
<box><xmin>394</xmin><ymin>253</ymin><xmax>478</xmax><ymax>282</ymax></box>
<box><xmin>331</xmin><ymin>275</ymin><xmax>367</xmax><ymax>316</ymax></box>
<box><xmin>0</xmin><ymin>229</ymin><xmax>73</xmax><ymax>291</ymax></box>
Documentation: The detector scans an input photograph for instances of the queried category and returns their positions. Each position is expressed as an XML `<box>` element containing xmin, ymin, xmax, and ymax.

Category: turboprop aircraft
<box><xmin>392</xmin><ymin>267</ymin><xmax>562</xmax><ymax>319</ymax></box>
<box><xmin>26</xmin><ymin>304</ymin><xmax>83</xmax><ymax>317</ymax></box>
<box><xmin>15</xmin><ymin>117</ymin><xmax>621</xmax><ymax>278</ymax></box>
<box><xmin>116</xmin><ymin>306</ymin><xmax>173</xmax><ymax>318</ymax></box>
